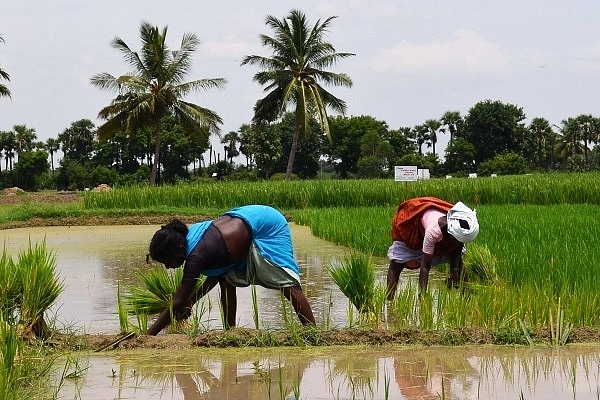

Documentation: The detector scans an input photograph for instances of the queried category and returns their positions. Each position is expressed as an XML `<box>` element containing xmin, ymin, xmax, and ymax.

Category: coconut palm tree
<box><xmin>241</xmin><ymin>9</ymin><xmax>354</xmax><ymax>180</ymax></box>
<box><xmin>91</xmin><ymin>21</ymin><xmax>226</xmax><ymax>185</ymax></box>
<box><xmin>554</xmin><ymin>118</ymin><xmax>587</xmax><ymax>162</ymax></box>
<box><xmin>44</xmin><ymin>138</ymin><xmax>59</xmax><ymax>171</ymax></box>
<box><xmin>0</xmin><ymin>34</ymin><xmax>10</xmax><ymax>99</ymax></box>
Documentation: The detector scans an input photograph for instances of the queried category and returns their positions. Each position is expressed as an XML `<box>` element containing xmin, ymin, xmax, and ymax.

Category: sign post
<box><xmin>394</xmin><ymin>166</ymin><xmax>418</xmax><ymax>199</ymax></box>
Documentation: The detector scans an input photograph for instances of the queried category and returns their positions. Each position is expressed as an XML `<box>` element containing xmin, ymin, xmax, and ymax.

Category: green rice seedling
<box><xmin>0</xmin><ymin>248</ymin><xmax>21</xmax><ymax>322</ymax></box>
<box><xmin>387</xmin><ymin>280</ymin><xmax>419</xmax><ymax>328</ymax></box>
<box><xmin>519</xmin><ymin>320</ymin><xmax>534</xmax><ymax>345</ymax></box>
<box><xmin>0</xmin><ymin>319</ymin><xmax>20</xmax><ymax>396</ymax></box>
<box><xmin>321</xmin><ymin>292</ymin><xmax>333</xmax><ymax>330</ymax></box>
<box><xmin>116</xmin><ymin>283</ymin><xmax>130</xmax><ymax>333</ymax></box>
<box><xmin>123</xmin><ymin>267</ymin><xmax>205</xmax><ymax>333</ymax></box>
<box><xmin>463</xmin><ymin>243</ymin><xmax>500</xmax><ymax>285</ymax></box>
<box><xmin>251</xmin><ymin>283</ymin><xmax>259</xmax><ymax>330</ymax></box>
<box><xmin>18</xmin><ymin>239</ymin><xmax>64</xmax><ymax>339</ymax></box>
<box><xmin>383</xmin><ymin>372</ymin><xmax>390</xmax><ymax>400</ymax></box>
<box><xmin>327</xmin><ymin>252</ymin><xmax>377</xmax><ymax>324</ymax></box>
<box><xmin>550</xmin><ymin>297</ymin><xmax>572</xmax><ymax>346</ymax></box>
<box><xmin>186</xmin><ymin>299</ymin><xmax>209</xmax><ymax>337</ymax></box>
<box><xmin>0</xmin><ymin>318</ymin><xmax>58</xmax><ymax>400</ymax></box>
<box><xmin>418</xmin><ymin>292</ymin><xmax>434</xmax><ymax>330</ymax></box>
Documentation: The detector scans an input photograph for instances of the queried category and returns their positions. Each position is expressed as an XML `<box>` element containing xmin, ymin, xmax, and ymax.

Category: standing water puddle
<box><xmin>3</xmin><ymin>225</ymin><xmax>600</xmax><ymax>399</ymax></box>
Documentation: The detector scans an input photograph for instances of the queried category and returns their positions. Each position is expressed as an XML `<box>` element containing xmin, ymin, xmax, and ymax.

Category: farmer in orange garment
<box><xmin>386</xmin><ymin>197</ymin><xmax>479</xmax><ymax>300</ymax></box>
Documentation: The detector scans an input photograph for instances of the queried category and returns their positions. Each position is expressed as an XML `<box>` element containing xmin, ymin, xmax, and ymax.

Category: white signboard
<box><xmin>394</xmin><ymin>165</ymin><xmax>418</xmax><ymax>182</ymax></box>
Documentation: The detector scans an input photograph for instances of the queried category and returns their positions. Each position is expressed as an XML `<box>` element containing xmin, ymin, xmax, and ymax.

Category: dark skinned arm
<box><xmin>447</xmin><ymin>247</ymin><xmax>466</xmax><ymax>288</ymax></box>
<box><xmin>418</xmin><ymin>252</ymin><xmax>434</xmax><ymax>295</ymax></box>
<box><xmin>147</xmin><ymin>276</ymin><xmax>220</xmax><ymax>336</ymax></box>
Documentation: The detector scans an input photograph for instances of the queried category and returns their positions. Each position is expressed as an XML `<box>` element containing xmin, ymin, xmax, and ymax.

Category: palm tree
<box><xmin>90</xmin><ymin>21</ymin><xmax>226</xmax><ymax>185</ymax></box>
<box><xmin>412</xmin><ymin>124</ymin><xmax>428</xmax><ymax>155</ymax></box>
<box><xmin>241</xmin><ymin>9</ymin><xmax>354</xmax><ymax>180</ymax></box>
<box><xmin>423</xmin><ymin>118</ymin><xmax>441</xmax><ymax>156</ymax></box>
<box><xmin>13</xmin><ymin>125</ymin><xmax>37</xmax><ymax>155</ymax></box>
<box><xmin>221</xmin><ymin>131</ymin><xmax>240</xmax><ymax>163</ymax></box>
<box><xmin>0</xmin><ymin>34</ymin><xmax>10</xmax><ymax>99</ymax></box>
<box><xmin>440</xmin><ymin>110</ymin><xmax>462</xmax><ymax>144</ymax></box>
<box><xmin>554</xmin><ymin>118</ymin><xmax>586</xmax><ymax>161</ymax></box>
<box><xmin>45</xmin><ymin>138</ymin><xmax>60</xmax><ymax>171</ymax></box>
<box><xmin>527</xmin><ymin>117</ymin><xmax>553</xmax><ymax>168</ymax></box>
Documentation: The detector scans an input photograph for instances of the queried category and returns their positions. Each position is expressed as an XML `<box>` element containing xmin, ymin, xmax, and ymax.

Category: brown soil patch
<box><xmin>48</xmin><ymin>326</ymin><xmax>600</xmax><ymax>353</ymax></box>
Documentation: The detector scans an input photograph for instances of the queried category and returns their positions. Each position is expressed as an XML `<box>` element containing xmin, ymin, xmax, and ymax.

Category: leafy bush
<box><xmin>478</xmin><ymin>152</ymin><xmax>527</xmax><ymax>176</ymax></box>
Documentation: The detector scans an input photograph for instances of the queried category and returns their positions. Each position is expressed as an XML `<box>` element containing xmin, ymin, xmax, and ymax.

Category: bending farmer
<box><xmin>386</xmin><ymin>197</ymin><xmax>479</xmax><ymax>300</ymax></box>
<box><xmin>146</xmin><ymin>204</ymin><xmax>315</xmax><ymax>335</ymax></box>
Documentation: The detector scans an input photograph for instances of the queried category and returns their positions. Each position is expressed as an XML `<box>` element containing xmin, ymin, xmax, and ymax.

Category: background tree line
<box><xmin>2</xmin><ymin>14</ymin><xmax>600</xmax><ymax>191</ymax></box>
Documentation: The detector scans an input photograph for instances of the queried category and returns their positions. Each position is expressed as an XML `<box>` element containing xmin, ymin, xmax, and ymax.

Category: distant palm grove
<box><xmin>1</xmin><ymin>12</ymin><xmax>600</xmax><ymax>191</ymax></box>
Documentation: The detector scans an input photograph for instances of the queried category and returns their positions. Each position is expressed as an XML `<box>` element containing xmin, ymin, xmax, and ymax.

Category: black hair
<box><xmin>147</xmin><ymin>218</ymin><xmax>189</xmax><ymax>263</ymax></box>
<box><xmin>458</xmin><ymin>219</ymin><xmax>470</xmax><ymax>229</ymax></box>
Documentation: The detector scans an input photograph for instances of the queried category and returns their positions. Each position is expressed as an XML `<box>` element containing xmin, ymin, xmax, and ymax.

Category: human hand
<box><xmin>174</xmin><ymin>305</ymin><xmax>192</xmax><ymax>321</ymax></box>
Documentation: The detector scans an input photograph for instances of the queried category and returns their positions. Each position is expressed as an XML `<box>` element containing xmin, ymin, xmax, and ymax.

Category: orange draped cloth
<box><xmin>391</xmin><ymin>197</ymin><xmax>460</xmax><ymax>256</ymax></box>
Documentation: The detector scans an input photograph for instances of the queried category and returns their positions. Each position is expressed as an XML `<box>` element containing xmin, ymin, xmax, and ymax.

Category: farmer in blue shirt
<box><xmin>146</xmin><ymin>205</ymin><xmax>315</xmax><ymax>335</ymax></box>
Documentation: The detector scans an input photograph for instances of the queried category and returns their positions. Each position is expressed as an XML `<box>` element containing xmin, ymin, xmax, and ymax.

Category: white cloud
<box><xmin>368</xmin><ymin>29</ymin><xmax>510</xmax><ymax>74</ymax></box>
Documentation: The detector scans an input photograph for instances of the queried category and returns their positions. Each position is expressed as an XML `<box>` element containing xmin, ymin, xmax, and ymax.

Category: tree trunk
<box><xmin>285</xmin><ymin>123</ymin><xmax>300</xmax><ymax>180</ymax></box>
<box><xmin>150</xmin><ymin>120</ymin><xmax>162</xmax><ymax>186</ymax></box>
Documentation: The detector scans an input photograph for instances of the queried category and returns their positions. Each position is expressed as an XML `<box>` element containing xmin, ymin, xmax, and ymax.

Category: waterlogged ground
<box><xmin>56</xmin><ymin>345</ymin><xmax>600</xmax><ymax>399</ymax></box>
<box><xmin>1</xmin><ymin>223</ymin><xmax>389</xmax><ymax>333</ymax></box>
<box><xmin>4</xmin><ymin>223</ymin><xmax>600</xmax><ymax>399</ymax></box>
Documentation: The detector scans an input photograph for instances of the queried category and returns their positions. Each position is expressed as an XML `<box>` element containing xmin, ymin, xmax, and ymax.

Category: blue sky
<box><xmin>1</xmin><ymin>1</ymin><xmax>599</xmax><ymax>158</ymax></box>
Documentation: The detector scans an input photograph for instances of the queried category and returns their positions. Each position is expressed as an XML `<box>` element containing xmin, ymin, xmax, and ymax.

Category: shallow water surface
<box><xmin>57</xmin><ymin>345</ymin><xmax>600</xmax><ymax>399</ymax></box>
<box><xmin>1</xmin><ymin>223</ymin><xmax>389</xmax><ymax>333</ymax></box>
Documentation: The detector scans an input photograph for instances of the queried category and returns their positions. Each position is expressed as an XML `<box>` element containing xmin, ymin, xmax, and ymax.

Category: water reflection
<box><xmin>57</xmin><ymin>345</ymin><xmax>600</xmax><ymax>399</ymax></box>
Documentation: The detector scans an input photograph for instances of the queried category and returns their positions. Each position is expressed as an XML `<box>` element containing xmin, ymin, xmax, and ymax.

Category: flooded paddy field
<box><xmin>56</xmin><ymin>345</ymin><xmax>600</xmax><ymax>399</ymax></box>
<box><xmin>3</xmin><ymin>224</ymin><xmax>600</xmax><ymax>399</ymax></box>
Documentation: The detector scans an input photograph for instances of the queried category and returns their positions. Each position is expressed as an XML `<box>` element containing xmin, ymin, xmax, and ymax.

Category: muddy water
<box><xmin>0</xmin><ymin>223</ymin><xmax>391</xmax><ymax>333</ymax></box>
<box><xmin>56</xmin><ymin>345</ymin><xmax>600</xmax><ymax>399</ymax></box>
<box><xmin>6</xmin><ymin>225</ymin><xmax>600</xmax><ymax>399</ymax></box>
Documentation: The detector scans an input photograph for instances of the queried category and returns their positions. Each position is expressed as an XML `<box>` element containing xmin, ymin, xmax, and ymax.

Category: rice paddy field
<box><xmin>3</xmin><ymin>172</ymin><xmax>600</xmax><ymax>399</ymax></box>
<box><xmin>77</xmin><ymin>172</ymin><xmax>600</xmax><ymax>335</ymax></box>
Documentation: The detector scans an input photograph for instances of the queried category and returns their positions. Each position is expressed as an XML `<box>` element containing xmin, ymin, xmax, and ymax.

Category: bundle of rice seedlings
<box><xmin>0</xmin><ymin>249</ymin><xmax>21</xmax><ymax>322</ymax></box>
<box><xmin>123</xmin><ymin>267</ymin><xmax>205</xmax><ymax>316</ymax></box>
<box><xmin>463</xmin><ymin>244</ymin><xmax>501</xmax><ymax>286</ymax></box>
<box><xmin>327</xmin><ymin>252</ymin><xmax>376</xmax><ymax>317</ymax></box>
<box><xmin>18</xmin><ymin>240</ymin><xmax>64</xmax><ymax>340</ymax></box>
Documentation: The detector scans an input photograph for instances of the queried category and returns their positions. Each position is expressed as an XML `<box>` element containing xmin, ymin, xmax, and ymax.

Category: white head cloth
<box><xmin>446</xmin><ymin>201</ymin><xmax>479</xmax><ymax>243</ymax></box>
